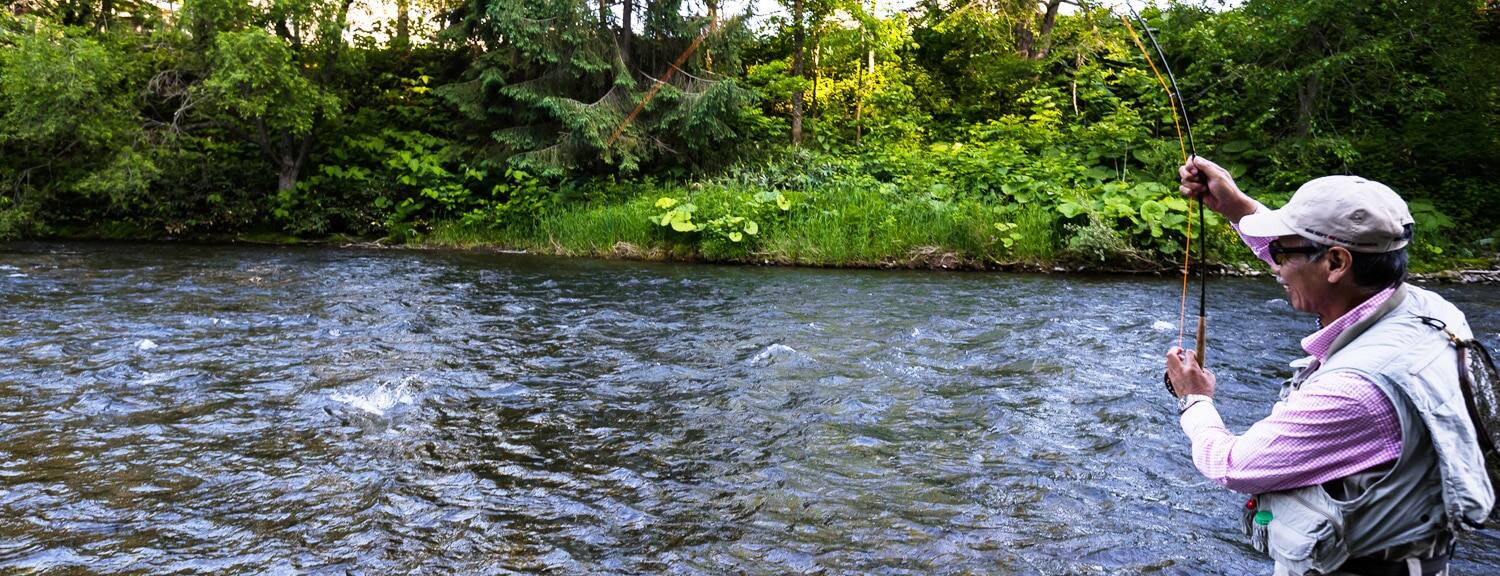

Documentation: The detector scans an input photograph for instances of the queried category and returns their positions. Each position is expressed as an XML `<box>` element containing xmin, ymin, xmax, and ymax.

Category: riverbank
<box><xmin>340</xmin><ymin>233</ymin><xmax>1497</xmax><ymax>283</ymax></box>
<box><xmin>14</xmin><ymin>227</ymin><xmax>1497</xmax><ymax>283</ymax></box>
<box><xmin>10</xmin><ymin>144</ymin><xmax>1497</xmax><ymax>279</ymax></box>
<box><xmin>21</xmin><ymin>162</ymin><xmax>1498</xmax><ymax>281</ymax></box>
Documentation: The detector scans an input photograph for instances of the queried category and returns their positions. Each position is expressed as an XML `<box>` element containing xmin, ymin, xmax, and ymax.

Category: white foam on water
<box><xmin>136</xmin><ymin>339</ymin><xmax>159</xmax><ymax>351</ymax></box>
<box><xmin>331</xmin><ymin>379</ymin><xmax>416</xmax><ymax>416</ymax></box>
<box><xmin>8</xmin><ymin>273</ymin><xmax>25</xmax><ymax>278</ymax></box>
<box><xmin>0</xmin><ymin>264</ymin><xmax>17</xmax><ymax>271</ymax></box>
<box><xmin>748</xmin><ymin>343</ymin><xmax>798</xmax><ymax>365</ymax></box>
<box><xmin>1152</xmin><ymin>320</ymin><xmax>1176</xmax><ymax>332</ymax></box>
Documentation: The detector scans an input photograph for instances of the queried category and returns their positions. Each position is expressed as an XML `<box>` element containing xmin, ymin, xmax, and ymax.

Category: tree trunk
<box><xmin>1030</xmin><ymin>0</ymin><xmax>1062</xmax><ymax>60</ymax></box>
<box><xmin>1296</xmin><ymin>26</ymin><xmax>1327</xmax><ymax>137</ymax></box>
<box><xmin>278</xmin><ymin>158</ymin><xmax>302</xmax><ymax>193</ymax></box>
<box><xmin>791</xmin><ymin>0</ymin><xmax>805</xmax><ymax>145</ymax></box>
<box><xmin>1296</xmin><ymin>73</ymin><xmax>1320</xmax><ymax>137</ymax></box>
<box><xmin>867</xmin><ymin>0</ymin><xmax>876</xmax><ymax>72</ymax></box>
<box><xmin>394</xmin><ymin>0</ymin><xmax>410</xmax><ymax>50</ymax></box>
<box><xmin>646</xmin><ymin>0</ymin><xmax>660</xmax><ymax>70</ymax></box>
<box><xmin>856</xmin><ymin>0</ymin><xmax>874</xmax><ymax>145</ymax></box>
<box><xmin>855</xmin><ymin>37</ymin><xmax>863</xmax><ymax>145</ymax></box>
<box><xmin>705</xmin><ymin>0</ymin><xmax>717</xmax><ymax>71</ymax></box>
<box><xmin>810</xmin><ymin>26</ymin><xmax>819</xmax><ymax>137</ymax></box>
<box><xmin>1072</xmin><ymin>51</ymin><xmax>1082</xmax><ymax>114</ymax></box>
<box><xmin>1014</xmin><ymin>12</ymin><xmax>1034</xmax><ymax>59</ymax></box>
<box><xmin>599</xmin><ymin>0</ymin><xmax>610</xmax><ymax>30</ymax></box>
<box><xmin>621</xmin><ymin>0</ymin><xmax>634</xmax><ymax>69</ymax></box>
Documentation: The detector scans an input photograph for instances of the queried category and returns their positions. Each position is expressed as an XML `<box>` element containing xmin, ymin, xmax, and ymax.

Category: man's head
<box><xmin>1241</xmin><ymin>176</ymin><xmax>1415</xmax><ymax>322</ymax></box>
<box><xmin>1242</xmin><ymin>176</ymin><xmax>1415</xmax><ymax>253</ymax></box>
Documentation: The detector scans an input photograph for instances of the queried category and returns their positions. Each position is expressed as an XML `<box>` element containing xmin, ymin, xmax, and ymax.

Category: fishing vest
<box><xmin>1243</xmin><ymin>284</ymin><xmax>1494</xmax><ymax>576</ymax></box>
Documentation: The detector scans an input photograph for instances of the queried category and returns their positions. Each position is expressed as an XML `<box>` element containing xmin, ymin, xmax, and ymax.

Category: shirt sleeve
<box><xmin>1178</xmin><ymin>372</ymin><xmax>1403</xmax><ymax>494</ymax></box>
<box><xmin>1230</xmin><ymin>201</ymin><xmax>1275</xmax><ymax>268</ymax></box>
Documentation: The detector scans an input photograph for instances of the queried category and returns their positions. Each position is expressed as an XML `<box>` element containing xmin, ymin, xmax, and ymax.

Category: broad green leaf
<box><xmin>1057</xmin><ymin>202</ymin><xmax>1087</xmax><ymax>218</ymax></box>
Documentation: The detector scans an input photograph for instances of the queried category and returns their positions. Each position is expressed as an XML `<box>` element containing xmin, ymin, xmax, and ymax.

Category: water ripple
<box><xmin>1</xmin><ymin>242</ymin><xmax>1497</xmax><ymax>575</ymax></box>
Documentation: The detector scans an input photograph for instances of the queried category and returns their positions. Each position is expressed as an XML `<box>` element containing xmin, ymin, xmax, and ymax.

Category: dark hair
<box><xmin>1349</xmin><ymin>246</ymin><xmax>1409</xmax><ymax>291</ymax></box>
<box><xmin>1307</xmin><ymin>223</ymin><xmax>1411</xmax><ymax>291</ymax></box>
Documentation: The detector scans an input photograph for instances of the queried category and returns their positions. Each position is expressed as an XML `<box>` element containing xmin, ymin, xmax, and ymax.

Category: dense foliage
<box><xmin>2</xmin><ymin>0</ymin><xmax>1497</xmax><ymax>270</ymax></box>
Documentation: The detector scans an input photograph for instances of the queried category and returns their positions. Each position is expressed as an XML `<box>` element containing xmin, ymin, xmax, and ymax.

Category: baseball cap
<box><xmin>1239</xmin><ymin>175</ymin><xmax>1415</xmax><ymax>253</ymax></box>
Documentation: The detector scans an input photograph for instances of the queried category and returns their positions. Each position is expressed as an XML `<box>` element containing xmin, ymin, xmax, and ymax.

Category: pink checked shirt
<box><xmin>1178</xmin><ymin>205</ymin><xmax>1403</xmax><ymax>494</ymax></box>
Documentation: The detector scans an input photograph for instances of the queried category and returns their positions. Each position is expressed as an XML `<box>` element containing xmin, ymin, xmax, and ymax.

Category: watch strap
<box><xmin>1178</xmin><ymin>394</ymin><xmax>1214</xmax><ymax>415</ymax></box>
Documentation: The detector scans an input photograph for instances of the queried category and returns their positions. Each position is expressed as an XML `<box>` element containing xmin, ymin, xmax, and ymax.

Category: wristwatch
<box><xmin>1178</xmin><ymin>394</ymin><xmax>1214</xmax><ymax>414</ymax></box>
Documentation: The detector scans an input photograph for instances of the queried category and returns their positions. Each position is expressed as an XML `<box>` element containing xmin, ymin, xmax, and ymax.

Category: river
<box><xmin>2</xmin><ymin>242</ymin><xmax>1498</xmax><ymax>575</ymax></box>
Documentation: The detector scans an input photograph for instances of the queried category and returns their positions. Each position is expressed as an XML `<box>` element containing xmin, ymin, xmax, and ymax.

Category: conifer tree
<box><xmin>440</xmin><ymin>0</ymin><xmax>754</xmax><ymax>176</ymax></box>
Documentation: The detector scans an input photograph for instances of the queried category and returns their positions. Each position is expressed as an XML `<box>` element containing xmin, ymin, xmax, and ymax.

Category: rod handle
<box><xmin>1195</xmin><ymin>315</ymin><xmax>1207</xmax><ymax>367</ymax></box>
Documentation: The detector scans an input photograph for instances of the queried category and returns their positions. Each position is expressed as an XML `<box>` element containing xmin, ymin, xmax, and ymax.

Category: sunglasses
<box><xmin>1268</xmin><ymin>240</ymin><xmax>1328</xmax><ymax>266</ymax></box>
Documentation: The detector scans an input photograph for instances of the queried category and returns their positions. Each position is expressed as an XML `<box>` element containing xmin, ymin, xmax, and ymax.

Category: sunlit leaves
<box><xmin>200</xmin><ymin>30</ymin><xmax>341</xmax><ymax>137</ymax></box>
<box><xmin>0</xmin><ymin>19</ymin><xmax>153</xmax><ymax>207</ymax></box>
<box><xmin>0</xmin><ymin>26</ymin><xmax>135</xmax><ymax>148</ymax></box>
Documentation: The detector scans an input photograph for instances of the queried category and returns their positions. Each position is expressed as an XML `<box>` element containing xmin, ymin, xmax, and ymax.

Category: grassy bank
<box><xmin>406</xmin><ymin>147</ymin><xmax>1497</xmax><ymax>274</ymax></box>
<box><xmin>419</xmin><ymin>178</ymin><xmax>1261</xmax><ymax>273</ymax></box>
<box><xmin>20</xmin><ymin>146</ymin><xmax>1497</xmax><ymax>275</ymax></box>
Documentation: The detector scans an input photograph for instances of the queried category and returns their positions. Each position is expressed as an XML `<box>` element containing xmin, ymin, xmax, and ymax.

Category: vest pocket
<box><xmin>1269</xmin><ymin>514</ymin><xmax>1337</xmax><ymax>562</ymax></box>
<box><xmin>1255</xmin><ymin>488</ymin><xmax>1351</xmax><ymax>574</ymax></box>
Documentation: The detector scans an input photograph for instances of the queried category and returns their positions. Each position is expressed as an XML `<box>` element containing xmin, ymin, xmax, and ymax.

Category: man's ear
<box><xmin>1324</xmin><ymin>246</ymin><xmax>1353</xmax><ymax>284</ymax></box>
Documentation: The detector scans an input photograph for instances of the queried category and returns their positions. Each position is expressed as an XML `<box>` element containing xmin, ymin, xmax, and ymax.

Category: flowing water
<box><xmin>2</xmin><ymin>242</ymin><xmax>1498</xmax><ymax>575</ymax></box>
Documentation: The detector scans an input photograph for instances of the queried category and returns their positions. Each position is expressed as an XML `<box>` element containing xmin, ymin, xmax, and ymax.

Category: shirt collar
<box><xmin>1300</xmin><ymin>285</ymin><xmax>1398</xmax><ymax>361</ymax></box>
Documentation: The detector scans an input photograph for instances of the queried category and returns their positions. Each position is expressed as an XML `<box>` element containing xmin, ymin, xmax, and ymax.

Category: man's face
<box><xmin>1271</xmin><ymin>235</ymin><xmax>1329</xmax><ymax>316</ymax></box>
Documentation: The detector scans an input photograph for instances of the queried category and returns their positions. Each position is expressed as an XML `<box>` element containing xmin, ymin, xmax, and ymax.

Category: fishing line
<box><xmin>606</xmin><ymin>31</ymin><xmax>710</xmax><ymax>149</ymax></box>
<box><xmin>1119</xmin><ymin>4</ymin><xmax>1208</xmax><ymax>366</ymax></box>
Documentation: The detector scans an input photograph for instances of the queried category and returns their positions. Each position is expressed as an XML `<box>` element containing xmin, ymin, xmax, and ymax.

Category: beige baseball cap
<box><xmin>1240</xmin><ymin>175</ymin><xmax>1415</xmax><ymax>253</ymax></box>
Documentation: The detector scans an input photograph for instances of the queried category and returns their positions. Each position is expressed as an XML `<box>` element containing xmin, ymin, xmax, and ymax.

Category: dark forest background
<box><xmin>3</xmin><ymin>0</ymin><xmax>1497</xmax><ymax>268</ymax></box>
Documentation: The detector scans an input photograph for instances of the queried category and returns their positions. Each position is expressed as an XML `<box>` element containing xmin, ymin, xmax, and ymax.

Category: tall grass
<box><xmin>425</xmin><ymin>181</ymin><xmax>1077</xmax><ymax>268</ymax></box>
<box><xmin>1008</xmin><ymin>203</ymin><xmax>1056</xmax><ymax>263</ymax></box>
<box><xmin>535</xmin><ymin>196</ymin><xmax>658</xmax><ymax>256</ymax></box>
<box><xmin>417</xmin><ymin>146</ymin><xmax>1216</xmax><ymax>270</ymax></box>
<box><xmin>749</xmin><ymin>182</ymin><xmax>1060</xmax><ymax>267</ymax></box>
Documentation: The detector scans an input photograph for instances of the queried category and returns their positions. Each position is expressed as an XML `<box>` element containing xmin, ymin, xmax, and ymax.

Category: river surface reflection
<box><xmin>2</xmin><ymin>242</ymin><xmax>1498</xmax><ymax>574</ymax></box>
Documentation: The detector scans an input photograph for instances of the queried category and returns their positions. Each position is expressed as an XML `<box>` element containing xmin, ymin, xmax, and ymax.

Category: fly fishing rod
<box><xmin>1118</xmin><ymin>4</ymin><xmax>1208</xmax><ymax>370</ymax></box>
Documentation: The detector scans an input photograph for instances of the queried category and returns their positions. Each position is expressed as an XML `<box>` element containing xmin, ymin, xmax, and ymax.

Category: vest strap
<box><xmin>1340</xmin><ymin>531</ymin><xmax>1454</xmax><ymax>576</ymax></box>
<box><xmin>1338</xmin><ymin>551</ymin><xmax>1450</xmax><ymax>576</ymax></box>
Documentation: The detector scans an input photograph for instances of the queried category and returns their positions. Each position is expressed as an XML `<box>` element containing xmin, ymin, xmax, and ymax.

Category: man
<box><xmin>1165</xmin><ymin>157</ymin><xmax>1493</xmax><ymax>576</ymax></box>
